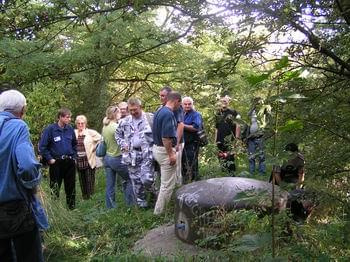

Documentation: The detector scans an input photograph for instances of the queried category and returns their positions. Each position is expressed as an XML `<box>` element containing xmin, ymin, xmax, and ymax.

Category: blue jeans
<box><xmin>248</xmin><ymin>137</ymin><xmax>266</xmax><ymax>174</ymax></box>
<box><xmin>103</xmin><ymin>155</ymin><xmax>135</xmax><ymax>208</ymax></box>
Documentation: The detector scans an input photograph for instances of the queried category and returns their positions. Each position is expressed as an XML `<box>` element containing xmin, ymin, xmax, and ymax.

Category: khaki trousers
<box><xmin>153</xmin><ymin>145</ymin><xmax>177</xmax><ymax>215</ymax></box>
<box><xmin>176</xmin><ymin>142</ymin><xmax>184</xmax><ymax>186</ymax></box>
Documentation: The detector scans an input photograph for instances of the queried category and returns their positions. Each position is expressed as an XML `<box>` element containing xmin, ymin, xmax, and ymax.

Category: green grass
<box><xmin>40</xmin><ymin>150</ymin><xmax>273</xmax><ymax>261</ymax></box>
<box><xmin>40</xmin><ymin>151</ymin><xmax>350</xmax><ymax>261</ymax></box>
<box><xmin>41</xmin><ymin>169</ymin><xmax>174</xmax><ymax>261</ymax></box>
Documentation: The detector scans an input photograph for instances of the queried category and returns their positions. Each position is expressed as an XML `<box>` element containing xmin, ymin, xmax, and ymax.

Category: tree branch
<box><xmin>109</xmin><ymin>70</ymin><xmax>177</xmax><ymax>83</ymax></box>
<box><xmin>289</xmin><ymin>20</ymin><xmax>350</xmax><ymax>75</ymax></box>
<box><xmin>305</xmin><ymin>120</ymin><xmax>350</xmax><ymax>142</ymax></box>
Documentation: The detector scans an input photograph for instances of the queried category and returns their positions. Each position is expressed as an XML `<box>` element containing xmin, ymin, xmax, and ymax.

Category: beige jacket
<box><xmin>74</xmin><ymin>128</ymin><xmax>102</xmax><ymax>169</ymax></box>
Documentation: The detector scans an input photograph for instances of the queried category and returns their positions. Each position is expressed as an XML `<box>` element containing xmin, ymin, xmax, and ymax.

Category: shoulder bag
<box><xmin>196</xmin><ymin>115</ymin><xmax>208</xmax><ymax>147</ymax></box>
<box><xmin>96</xmin><ymin>138</ymin><xmax>107</xmax><ymax>157</ymax></box>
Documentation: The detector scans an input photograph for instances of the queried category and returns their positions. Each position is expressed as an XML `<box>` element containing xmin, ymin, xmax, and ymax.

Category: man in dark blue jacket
<box><xmin>39</xmin><ymin>108</ymin><xmax>77</xmax><ymax>209</ymax></box>
<box><xmin>0</xmin><ymin>88</ymin><xmax>48</xmax><ymax>262</ymax></box>
<box><xmin>182</xmin><ymin>96</ymin><xmax>203</xmax><ymax>183</ymax></box>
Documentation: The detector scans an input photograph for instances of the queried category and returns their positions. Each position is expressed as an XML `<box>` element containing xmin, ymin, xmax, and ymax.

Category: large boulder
<box><xmin>174</xmin><ymin>177</ymin><xmax>288</xmax><ymax>244</ymax></box>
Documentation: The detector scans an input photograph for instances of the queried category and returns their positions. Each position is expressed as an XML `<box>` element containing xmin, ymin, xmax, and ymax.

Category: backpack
<box><xmin>197</xmin><ymin>115</ymin><xmax>208</xmax><ymax>147</ymax></box>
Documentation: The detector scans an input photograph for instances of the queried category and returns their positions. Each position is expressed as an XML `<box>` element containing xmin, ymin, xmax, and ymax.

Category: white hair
<box><xmin>0</xmin><ymin>89</ymin><xmax>27</xmax><ymax>113</ymax></box>
<box><xmin>182</xmin><ymin>96</ymin><xmax>194</xmax><ymax>104</ymax></box>
<box><xmin>75</xmin><ymin>115</ymin><xmax>88</xmax><ymax>125</ymax></box>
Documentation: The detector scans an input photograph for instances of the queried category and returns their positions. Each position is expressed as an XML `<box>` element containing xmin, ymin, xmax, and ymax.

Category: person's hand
<box><xmin>169</xmin><ymin>153</ymin><xmax>176</xmax><ymax>166</ymax></box>
<box><xmin>175</xmin><ymin>144</ymin><xmax>180</xmax><ymax>152</ymax></box>
<box><xmin>32</xmin><ymin>186</ymin><xmax>39</xmax><ymax>194</ymax></box>
<box><xmin>48</xmin><ymin>159</ymin><xmax>56</xmax><ymax>165</ymax></box>
<box><xmin>122</xmin><ymin>144</ymin><xmax>129</xmax><ymax>152</ymax></box>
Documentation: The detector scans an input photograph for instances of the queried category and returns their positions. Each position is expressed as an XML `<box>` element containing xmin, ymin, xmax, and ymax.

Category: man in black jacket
<box><xmin>215</xmin><ymin>96</ymin><xmax>241</xmax><ymax>176</ymax></box>
<box><xmin>39</xmin><ymin>108</ymin><xmax>77</xmax><ymax>209</ymax></box>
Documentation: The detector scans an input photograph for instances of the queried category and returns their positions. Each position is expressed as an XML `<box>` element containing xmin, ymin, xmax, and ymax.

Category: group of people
<box><xmin>215</xmin><ymin>95</ymin><xmax>305</xmax><ymax>189</ymax></box>
<box><xmin>0</xmin><ymin>85</ymin><xmax>305</xmax><ymax>261</ymax></box>
<box><xmin>36</xmin><ymin>86</ymin><xmax>205</xmax><ymax>216</ymax></box>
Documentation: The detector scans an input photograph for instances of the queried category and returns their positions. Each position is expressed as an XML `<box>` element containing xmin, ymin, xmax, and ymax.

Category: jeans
<box><xmin>103</xmin><ymin>155</ymin><xmax>135</xmax><ymax>209</ymax></box>
<box><xmin>248</xmin><ymin>137</ymin><xmax>266</xmax><ymax>174</ymax></box>
<box><xmin>0</xmin><ymin>226</ymin><xmax>44</xmax><ymax>262</ymax></box>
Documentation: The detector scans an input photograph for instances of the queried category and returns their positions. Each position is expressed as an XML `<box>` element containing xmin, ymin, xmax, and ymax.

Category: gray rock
<box><xmin>133</xmin><ymin>224</ymin><xmax>210</xmax><ymax>258</ymax></box>
<box><xmin>174</xmin><ymin>177</ymin><xmax>288</xmax><ymax>244</ymax></box>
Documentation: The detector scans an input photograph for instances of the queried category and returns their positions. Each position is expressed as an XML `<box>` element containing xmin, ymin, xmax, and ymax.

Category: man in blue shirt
<box><xmin>153</xmin><ymin>92</ymin><xmax>182</xmax><ymax>215</ymax></box>
<box><xmin>159</xmin><ymin>86</ymin><xmax>184</xmax><ymax>185</ymax></box>
<box><xmin>39</xmin><ymin>108</ymin><xmax>77</xmax><ymax>209</ymax></box>
<box><xmin>182</xmin><ymin>96</ymin><xmax>203</xmax><ymax>183</ymax></box>
<box><xmin>0</xmin><ymin>88</ymin><xmax>47</xmax><ymax>262</ymax></box>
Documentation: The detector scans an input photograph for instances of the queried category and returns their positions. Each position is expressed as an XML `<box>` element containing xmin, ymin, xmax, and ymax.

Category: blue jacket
<box><xmin>183</xmin><ymin>109</ymin><xmax>202</xmax><ymax>144</ymax></box>
<box><xmin>39</xmin><ymin>123</ymin><xmax>77</xmax><ymax>161</ymax></box>
<box><xmin>0</xmin><ymin>111</ymin><xmax>49</xmax><ymax>230</ymax></box>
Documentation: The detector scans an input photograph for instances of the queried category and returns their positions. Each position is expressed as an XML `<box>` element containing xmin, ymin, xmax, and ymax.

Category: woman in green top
<box><xmin>102</xmin><ymin>106</ymin><xmax>135</xmax><ymax>208</ymax></box>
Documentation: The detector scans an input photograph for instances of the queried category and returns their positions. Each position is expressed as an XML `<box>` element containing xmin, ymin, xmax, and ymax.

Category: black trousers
<box><xmin>182</xmin><ymin>142</ymin><xmax>200</xmax><ymax>184</ymax></box>
<box><xmin>49</xmin><ymin>158</ymin><xmax>76</xmax><ymax>209</ymax></box>
<box><xmin>0</xmin><ymin>226</ymin><xmax>43</xmax><ymax>262</ymax></box>
<box><xmin>217</xmin><ymin>142</ymin><xmax>236</xmax><ymax>176</ymax></box>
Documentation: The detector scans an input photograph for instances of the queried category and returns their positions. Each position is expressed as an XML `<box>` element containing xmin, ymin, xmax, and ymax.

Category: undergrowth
<box><xmin>39</xmin><ymin>154</ymin><xmax>350</xmax><ymax>261</ymax></box>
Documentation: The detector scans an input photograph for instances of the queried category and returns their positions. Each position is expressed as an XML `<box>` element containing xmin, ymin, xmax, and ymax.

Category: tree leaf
<box><xmin>231</xmin><ymin>233</ymin><xmax>271</xmax><ymax>252</ymax></box>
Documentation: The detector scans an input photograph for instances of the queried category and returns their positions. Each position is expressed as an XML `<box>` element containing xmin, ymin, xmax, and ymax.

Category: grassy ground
<box><xmin>41</xmin><ymin>168</ymin><xmax>174</xmax><ymax>261</ymax></box>
<box><xmin>40</xmin><ymin>152</ymin><xmax>273</xmax><ymax>261</ymax></box>
<box><xmin>40</xmin><ymin>154</ymin><xmax>350</xmax><ymax>261</ymax></box>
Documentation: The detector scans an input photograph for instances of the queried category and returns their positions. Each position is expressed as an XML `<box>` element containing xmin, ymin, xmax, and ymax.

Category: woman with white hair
<box><xmin>74</xmin><ymin>115</ymin><xmax>102</xmax><ymax>199</ymax></box>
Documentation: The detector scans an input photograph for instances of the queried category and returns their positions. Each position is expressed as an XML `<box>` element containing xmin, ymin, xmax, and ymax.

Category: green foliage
<box><xmin>42</xmin><ymin>169</ymin><xmax>172</xmax><ymax>261</ymax></box>
<box><xmin>278</xmin><ymin>119</ymin><xmax>304</xmax><ymax>133</ymax></box>
<box><xmin>231</xmin><ymin>233</ymin><xmax>271</xmax><ymax>252</ymax></box>
<box><xmin>246</xmin><ymin>73</ymin><xmax>270</xmax><ymax>86</ymax></box>
<box><xmin>1</xmin><ymin>0</ymin><xmax>350</xmax><ymax>260</ymax></box>
<box><xmin>24</xmin><ymin>82</ymin><xmax>67</xmax><ymax>145</ymax></box>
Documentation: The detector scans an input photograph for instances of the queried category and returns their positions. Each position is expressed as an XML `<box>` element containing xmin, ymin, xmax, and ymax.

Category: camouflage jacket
<box><xmin>115</xmin><ymin>112</ymin><xmax>154</xmax><ymax>163</ymax></box>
